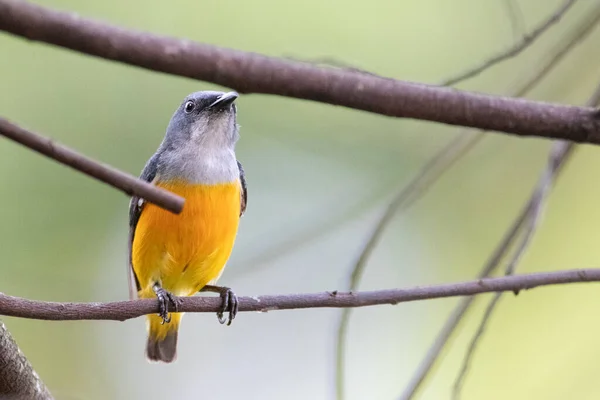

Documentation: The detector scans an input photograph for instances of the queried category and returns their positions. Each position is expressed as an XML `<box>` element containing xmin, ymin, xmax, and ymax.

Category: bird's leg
<box><xmin>153</xmin><ymin>283</ymin><xmax>178</xmax><ymax>325</ymax></box>
<box><xmin>200</xmin><ymin>285</ymin><xmax>239</xmax><ymax>326</ymax></box>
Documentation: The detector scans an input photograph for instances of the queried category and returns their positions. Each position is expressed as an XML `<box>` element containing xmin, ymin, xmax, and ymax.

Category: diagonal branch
<box><xmin>0</xmin><ymin>118</ymin><xmax>184</xmax><ymax>214</ymax></box>
<box><xmin>0</xmin><ymin>320</ymin><xmax>53</xmax><ymax>399</ymax></box>
<box><xmin>0</xmin><ymin>269</ymin><xmax>599</xmax><ymax>321</ymax></box>
<box><xmin>441</xmin><ymin>0</ymin><xmax>578</xmax><ymax>86</ymax></box>
<box><xmin>1</xmin><ymin>0</ymin><xmax>600</xmax><ymax>143</ymax></box>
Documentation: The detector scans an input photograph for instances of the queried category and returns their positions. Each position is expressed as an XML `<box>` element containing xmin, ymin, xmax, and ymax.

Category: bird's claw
<box><xmin>216</xmin><ymin>287</ymin><xmax>239</xmax><ymax>326</ymax></box>
<box><xmin>153</xmin><ymin>284</ymin><xmax>178</xmax><ymax>325</ymax></box>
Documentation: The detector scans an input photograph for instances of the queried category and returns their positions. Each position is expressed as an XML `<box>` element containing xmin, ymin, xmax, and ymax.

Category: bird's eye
<box><xmin>184</xmin><ymin>101</ymin><xmax>195</xmax><ymax>113</ymax></box>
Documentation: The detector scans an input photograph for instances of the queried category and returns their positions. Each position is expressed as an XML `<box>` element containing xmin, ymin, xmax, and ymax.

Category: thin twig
<box><xmin>451</xmin><ymin>293</ymin><xmax>503</xmax><ymax>400</ymax></box>
<box><xmin>451</xmin><ymin>81</ymin><xmax>600</xmax><ymax>399</ymax></box>
<box><xmin>504</xmin><ymin>0</ymin><xmax>526</xmax><ymax>40</ymax></box>
<box><xmin>442</xmin><ymin>0</ymin><xmax>578</xmax><ymax>86</ymax></box>
<box><xmin>0</xmin><ymin>269</ymin><xmax>599</xmax><ymax>321</ymax></box>
<box><xmin>0</xmin><ymin>320</ymin><xmax>53</xmax><ymax>399</ymax></box>
<box><xmin>398</xmin><ymin>6</ymin><xmax>600</xmax><ymax>398</ymax></box>
<box><xmin>0</xmin><ymin>118</ymin><xmax>184</xmax><ymax>214</ymax></box>
<box><xmin>1</xmin><ymin>1</ymin><xmax>600</xmax><ymax>143</ymax></box>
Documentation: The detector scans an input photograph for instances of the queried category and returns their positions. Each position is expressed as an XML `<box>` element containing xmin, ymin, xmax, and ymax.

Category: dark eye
<box><xmin>184</xmin><ymin>101</ymin><xmax>195</xmax><ymax>113</ymax></box>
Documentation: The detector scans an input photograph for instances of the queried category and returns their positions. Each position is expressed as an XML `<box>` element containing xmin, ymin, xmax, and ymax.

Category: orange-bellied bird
<box><xmin>127</xmin><ymin>91</ymin><xmax>247</xmax><ymax>363</ymax></box>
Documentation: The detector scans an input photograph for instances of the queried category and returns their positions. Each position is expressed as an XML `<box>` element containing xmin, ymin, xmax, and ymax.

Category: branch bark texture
<box><xmin>0</xmin><ymin>321</ymin><xmax>52</xmax><ymax>400</ymax></box>
<box><xmin>0</xmin><ymin>269</ymin><xmax>599</xmax><ymax>321</ymax></box>
<box><xmin>1</xmin><ymin>0</ymin><xmax>600</xmax><ymax>144</ymax></box>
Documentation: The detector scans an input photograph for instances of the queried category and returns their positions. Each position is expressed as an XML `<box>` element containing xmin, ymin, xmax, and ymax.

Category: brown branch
<box><xmin>441</xmin><ymin>0</ymin><xmax>578</xmax><ymax>86</ymax></box>
<box><xmin>1</xmin><ymin>0</ymin><xmax>600</xmax><ymax>144</ymax></box>
<box><xmin>398</xmin><ymin>6</ymin><xmax>600</xmax><ymax>398</ymax></box>
<box><xmin>0</xmin><ymin>118</ymin><xmax>184</xmax><ymax>214</ymax></box>
<box><xmin>0</xmin><ymin>269</ymin><xmax>599</xmax><ymax>321</ymax></box>
<box><xmin>0</xmin><ymin>320</ymin><xmax>53</xmax><ymax>399</ymax></box>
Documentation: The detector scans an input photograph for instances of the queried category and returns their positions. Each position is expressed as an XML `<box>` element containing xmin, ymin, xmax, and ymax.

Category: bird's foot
<box><xmin>153</xmin><ymin>283</ymin><xmax>178</xmax><ymax>324</ymax></box>
<box><xmin>201</xmin><ymin>285</ymin><xmax>239</xmax><ymax>326</ymax></box>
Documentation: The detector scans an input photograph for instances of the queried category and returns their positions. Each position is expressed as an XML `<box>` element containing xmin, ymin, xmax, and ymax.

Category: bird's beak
<box><xmin>209</xmin><ymin>92</ymin><xmax>239</xmax><ymax>109</ymax></box>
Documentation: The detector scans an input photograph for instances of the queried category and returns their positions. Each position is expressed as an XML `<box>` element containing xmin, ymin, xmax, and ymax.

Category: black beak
<box><xmin>209</xmin><ymin>91</ymin><xmax>239</xmax><ymax>109</ymax></box>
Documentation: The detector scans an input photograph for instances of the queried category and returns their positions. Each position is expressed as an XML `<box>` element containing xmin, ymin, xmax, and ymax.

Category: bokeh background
<box><xmin>2</xmin><ymin>0</ymin><xmax>600</xmax><ymax>399</ymax></box>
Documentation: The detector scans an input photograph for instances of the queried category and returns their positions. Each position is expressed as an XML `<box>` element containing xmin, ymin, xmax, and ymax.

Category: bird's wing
<box><xmin>127</xmin><ymin>154</ymin><xmax>159</xmax><ymax>300</ymax></box>
<box><xmin>237</xmin><ymin>160</ymin><xmax>247</xmax><ymax>217</ymax></box>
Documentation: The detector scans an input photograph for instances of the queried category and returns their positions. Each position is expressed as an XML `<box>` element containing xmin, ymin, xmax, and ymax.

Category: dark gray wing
<box><xmin>237</xmin><ymin>160</ymin><xmax>247</xmax><ymax>217</ymax></box>
<box><xmin>127</xmin><ymin>154</ymin><xmax>159</xmax><ymax>300</ymax></box>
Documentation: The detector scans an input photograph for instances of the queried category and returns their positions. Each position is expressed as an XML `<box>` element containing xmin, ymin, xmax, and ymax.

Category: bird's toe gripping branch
<box><xmin>201</xmin><ymin>285</ymin><xmax>239</xmax><ymax>326</ymax></box>
<box><xmin>152</xmin><ymin>283</ymin><xmax>179</xmax><ymax>324</ymax></box>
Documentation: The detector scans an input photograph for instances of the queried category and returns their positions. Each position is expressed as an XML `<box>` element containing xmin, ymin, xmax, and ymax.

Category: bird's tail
<box><xmin>146</xmin><ymin>312</ymin><xmax>183</xmax><ymax>363</ymax></box>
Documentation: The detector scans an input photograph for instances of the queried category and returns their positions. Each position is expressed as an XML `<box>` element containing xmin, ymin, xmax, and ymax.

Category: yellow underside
<box><xmin>132</xmin><ymin>180</ymin><xmax>241</xmax><ymax>339</ymax></box>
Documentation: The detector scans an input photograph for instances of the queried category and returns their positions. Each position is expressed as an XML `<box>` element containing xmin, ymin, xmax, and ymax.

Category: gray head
<box><xmin>155</xmin><ymin>91</ymin><xmax>241</xmax><ymax>184</ymax></box>
<box><xmin>162</xmin><ymin>90</ymin><xmax>239</xmax><ymax>152</ymax></box>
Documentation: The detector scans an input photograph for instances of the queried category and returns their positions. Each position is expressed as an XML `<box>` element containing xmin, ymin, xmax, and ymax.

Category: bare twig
<box><xmin>504</xmin><ymin>0</ymin><xmax>526</xmax><ymax>40</ymax></box>
<box><xmin>442</xmin><ymin>0</ymin><xmax>578</xmax><ymax>86</ymax></box>
<box><xmin>0</xmin><ymin>269</ymin><xmax>599</xmax><ymax>321</ymax></box>
<box><xmin>1</xmin><ymin>1</ymin><xmax>600</xmax><ymax>143</ymax></box>
<box><xmin>399</xmin><ymin>6</ymin><xmax>600</xmax><ymax>398</ymax></box>
<box><xmin>0</xmin><ymin>118</ymin><xmax>184</xmax><ymax>214</ymax></box>
<box><xmin>451</xmin><ymin>82</ymin><xmax>600</xmax><ymax>400</ymax></box>
<box><xmin>0</xmin><ymin>320</ymin><xmax>53</xmax><ymax>399</ymax></box>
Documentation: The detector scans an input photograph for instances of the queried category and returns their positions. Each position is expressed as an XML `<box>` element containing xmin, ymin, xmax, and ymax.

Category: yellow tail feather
<box><xmin>146</xmin><ymin>312</ymin><xmax>183</xmax><ymax>363</ymax></box>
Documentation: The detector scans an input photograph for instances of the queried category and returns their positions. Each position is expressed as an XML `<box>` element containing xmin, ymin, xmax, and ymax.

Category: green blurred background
<box><xmin>1</xmin><ymin>0</ymin><xmax>600</xmax><ymax>399</ymax></box>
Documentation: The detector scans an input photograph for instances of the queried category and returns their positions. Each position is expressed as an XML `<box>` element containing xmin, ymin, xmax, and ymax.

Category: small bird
<box><xmin>127</xmin><ymin>91</ymin><xmax>247</xmax><ymax>363</ymax></box>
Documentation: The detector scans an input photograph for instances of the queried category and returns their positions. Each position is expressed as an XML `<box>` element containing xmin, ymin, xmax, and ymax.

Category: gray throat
<box><xmin>157</xmin><ymin>146</ymin><xmax>238</xmax><ymax>185</ymax></box>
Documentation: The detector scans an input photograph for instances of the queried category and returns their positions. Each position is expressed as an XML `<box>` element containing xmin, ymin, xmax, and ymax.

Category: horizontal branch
<box><xmin>1</xmin><ymin>269</ymin><xmax>599</xmax><ymax>321</ymax></box>
<box><xmin>1</xmin><ymin>0</ymin><xmax>600</xmax><ymax>144</ymax></box>
<box><xmin>0</xmin><ymin>118</ymin><xmax>184</xmax><ymax>214</ymax></box>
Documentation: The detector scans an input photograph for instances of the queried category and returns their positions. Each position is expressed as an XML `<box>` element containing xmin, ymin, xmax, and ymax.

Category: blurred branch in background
<box><xmin>1</xmin><ymin>269</ymin><xmax>600</xmax><ymax>321</ymax></box>
<box><xmin>503</xmin><ymin>0</ymin><xmax>526</xmax><ymax>40</ymax></box>
<box><xmin>0</xmin><ymin>320</ymin><xmax>53</xmax><ymax>399</ymax></box>
<box><xmin>442</xmin><ymin>0</ymin><xmax>578</xmax><ymax>86</ymax></box>
<box><xmin>1</xmin><ymin>0</ymin><xmax>600</xmax><ymax>143</ymax></box>
<box><xmin>452</xmin><ymin>141</ymin><xmax>573</xmax><ymax>400</ymax></box>
<box><xmin>335</xmin><ymin>133</ymin><xmax>482</xmax><ymax>400</ymax></box>
<box><xmin>0</xmin><ymin>118</ymin><xmax>184</xmax><ymax>214</ymax></box>
<box><xmin>451</xmin><ymin>81</ymin><xmax>600</xmax><ymax>400</ymax></box>
<box><xmin>337</xmin><ymin>2</ymin><xmax>600</xmax><ymax>398</ymax></box>
<box><xmin>399</xmin><ymin>4</ymin><xmax>600</xmax><ymax>399</ymax></box>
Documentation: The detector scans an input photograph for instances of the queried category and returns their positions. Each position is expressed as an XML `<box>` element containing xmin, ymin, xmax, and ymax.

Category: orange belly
<box><xmin>131</xmin><ymin>180</ymin><xmax>241</xmax><ymax>298</ymax></box>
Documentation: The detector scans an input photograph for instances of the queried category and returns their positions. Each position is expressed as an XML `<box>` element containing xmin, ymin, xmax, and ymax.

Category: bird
<box><xmin>127</xmin><ymin>90</ymin><xmax>247</xmax><ymax>363</ymax></box>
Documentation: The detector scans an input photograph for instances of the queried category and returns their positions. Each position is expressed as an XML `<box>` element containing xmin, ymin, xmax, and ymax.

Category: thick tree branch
<box><xmin>0</xmin><ymin>118</ymin><xmax>184</xmax><ymax>214</ymax></box>
<box><xmin>1</xmin><ymin>0</ymin><xmax>600</xmax><ymax>144</ymax></box>
<box><xmin>0</xmin><ymin>320</ymin><xmax>52</xmax><ymax>399</ymax></box>
<box><xmin>0</xmin><ymin>269</ymin><xmax>599</xmax><ymax>321</ymax></box>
